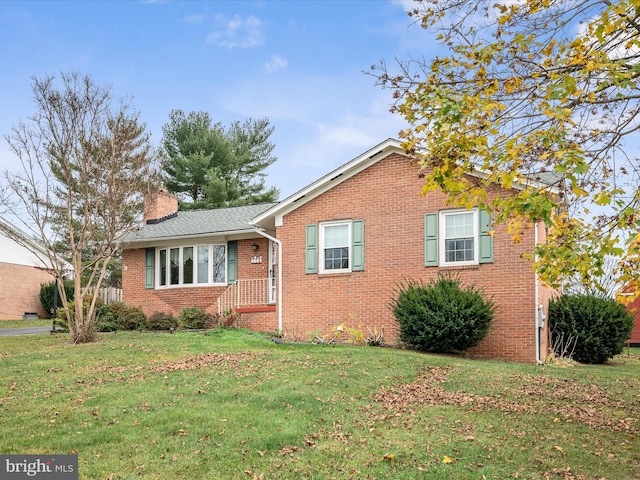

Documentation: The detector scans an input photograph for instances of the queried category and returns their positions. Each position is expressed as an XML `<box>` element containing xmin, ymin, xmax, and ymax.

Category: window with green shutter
<box><xmin>156</xmin><ymin>242</ymin><xmax>230</xmax><ymax>286</ymax></box>
<box><xmin>305</xmin><ymin>224</ymin><xmax>318</xmax><ymax>274</ymax></box>
<box><xmin>226</xmin><ymin>241</ymin><xmax>237</xmax><ymax>284</ymax></box>
<box><xmin>478</xmin><ymin>209</ymin><xmax>494</xmax><ymax>264</ymax></box>
<box><xmin>424</xmin><ymin>209</ymin><xmax>493</xmax><ymax>267</ymax></box>
<box><xmin>424</xmin><ymin>213</ymin><xmax>438</xmax><ymax>266</ymax></box>
<box><xmin>145</xmin><ymin>248</ymin><xmax>155</xmax><ymax>289</ymax></box>
<box><xmin>305</xmin><ymin>220</ymin><xmax>365</xmax><ymax>274</ymax></box>
<box><xmin>352</xmin><ymin>220</ymin><xmax>365</xmax><ymax>271</ymax></box>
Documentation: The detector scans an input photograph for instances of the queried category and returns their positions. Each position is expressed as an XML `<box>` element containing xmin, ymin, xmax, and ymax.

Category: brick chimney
<box><xmin>144</xmin><ymin>189</ymin><xmax>178</xmax><ymax>224</ymax></box>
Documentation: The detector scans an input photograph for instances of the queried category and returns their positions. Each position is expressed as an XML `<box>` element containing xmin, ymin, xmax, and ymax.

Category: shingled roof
<box><xmin>123</xmin><ymin>202</ymin><xmax>278</xmax><ymax>245</ymax></box>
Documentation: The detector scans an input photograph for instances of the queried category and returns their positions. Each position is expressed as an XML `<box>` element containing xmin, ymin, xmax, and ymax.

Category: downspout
<box><xmin>253</xmin><ymin>229</ymin><xmax>283</xmax><ymax>332</ymax></box>
<box><xmin>534</xmin><ymin>221</ymin><xmax>543</xmax><ymax>365</ymax></box>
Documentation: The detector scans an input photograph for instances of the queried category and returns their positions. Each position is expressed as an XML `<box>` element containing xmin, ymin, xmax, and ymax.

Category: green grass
<box><xmin>0</xmin><ymin>318</ymin><xmax>52</xmax><ymax>329</ymax></box>
<box><xmin>1</xmin><ymin>330</ymin><xmax>638</xmax><ymax>479</ymax></box>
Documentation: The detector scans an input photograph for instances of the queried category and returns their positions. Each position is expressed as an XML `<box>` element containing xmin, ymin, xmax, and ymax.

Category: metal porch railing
<box><xmin>216</xmin><ymin>278</ymin><xmax>272</xmax><ymax>314</ymax></box>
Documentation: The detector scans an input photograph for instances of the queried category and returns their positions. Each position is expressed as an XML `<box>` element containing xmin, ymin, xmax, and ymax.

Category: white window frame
<box><xmin>157</xmin><ymin>243</ymin><xmax>227</xmax><ymax>288</ymax></box>
<box><xmin>319</xmin><ymin>220</ymin><xmax>352</xmax><ymax>274</ymax></box>
<box><xmin>439</xmin><ymin>209</ymin><xmax>478</xmax><ymax>266</ymax></box>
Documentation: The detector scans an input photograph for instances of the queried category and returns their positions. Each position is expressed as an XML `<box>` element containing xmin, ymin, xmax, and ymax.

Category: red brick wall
<box><xmin>144</xmin><ymin>189</ymin><xmax>178</xmax><ymax>223</ymax></box>
<box><xmin>122</xmin><ymin>239</ymin><xmax>277</xmax><ymax>324</ymax></box>
<box><xmin>535</xmin><ymin>223</ymin><xmax>554</xmax><ymax>360</ymax></box>
<box><xmin>277</xmin><ymin>153</ymin><xmax>553</xmax><ymax>363</ymax></box>
<box><xmin>0</xmin><ymin>262</ymin><xmax>52</xmax><ymax>320</ymax></box>
<box><xmin>623</xmin><ymin>296</ymin><xmax>640</xmax><ymax>346</ymax></box>
<box><xmin>237</xmin><ymin>309</ymin><xmax>278</xmax><ymax>334</ymax></box>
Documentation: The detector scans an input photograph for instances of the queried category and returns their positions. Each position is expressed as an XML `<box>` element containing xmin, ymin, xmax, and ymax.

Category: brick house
<box><xmin>0</xmin><ymin>217</ymin><xmax>60</xmax><ymax>320</ymax></box>
<box><xmin>623</xmin><ymin>296</ymin><xmax>640</xmax><ymax>347</ymax></box>
<box><xmin>122</xmin><ymin>139</ymin><xmax>557</xmax><ymax>363</ymax></box>
<box><xmin>618</xmin><ymin>286</ymin><xmax>640</xmax><ymax>347</ymax></box>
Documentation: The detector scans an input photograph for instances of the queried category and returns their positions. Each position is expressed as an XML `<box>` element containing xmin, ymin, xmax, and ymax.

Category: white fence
<box><xmin>87</xmin><ymin>287</ymin><xmax>122</xmax><ymax>304</ymax></box>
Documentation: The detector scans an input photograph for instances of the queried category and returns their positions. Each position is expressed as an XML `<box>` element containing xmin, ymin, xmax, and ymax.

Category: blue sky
<box><xmin>0</xmin><ymin>0</ymin><xmax>432</xmax><ymax>200</ymax></box>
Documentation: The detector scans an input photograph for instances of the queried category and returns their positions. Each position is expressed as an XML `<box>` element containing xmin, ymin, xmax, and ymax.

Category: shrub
<box><xmin>146</xmin><ymin>312</ymin><xmax>178</xmax><ymax>331</ymax></box>
<box><xmin>391</xmin><ymin>275</ymin><xmax>495</xmax><ymax>353</ymax></box>
<box><xmin>40</xmin><ymin>280</ymin><xmax>75</xmax><ymax>316</ymax></box>
<box><xmin>178</xmin><ymin>306</ymin><xmax>214</xmax><ymax>330</ymax></box>
<box><xmin>365</xmin><ymin>326</ymin><xmax>384</xmax><ymax>346</ymax></box>
<box><xmin>219</xmin><ymin>309</ymin><xmax>240</xmax><ymax>328</ymax></box>
<box><xmin>95</xmin><ymin>303</ymin><xmax>119</xmax><ymax>332</ymax></box>
<box><xmin>345</xmin><ymin>325</ymin><xmax>365</xmax><ymax>346</ymax></box>
<box><xmin>55</xmin><ymin>296</ymin><xmax>104</xmax><ymax>333</ymax></box>
<box><xmin>54</xmin><ymin>303</ymin><xmax>70</xmax><ymax>332</ymax></box>
<box><xmin>98</xmin><ymin>302</ymin><xmax>146</xmax><ymax>331</ymax></box>
<box><xmin>548</xmin><ymin>294</ymin><xmax>633</xmax><ymax>364</ymax></box>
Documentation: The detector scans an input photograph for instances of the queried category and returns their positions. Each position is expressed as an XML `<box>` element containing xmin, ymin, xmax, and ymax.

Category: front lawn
<box><xmin>1</xmin><ymin>330</ymin><xmax>638</xmax><ymax>479</ymax></box>
<box><xmin>0</xmin><ymin>319</ymin><xmax>52</xmax><ymax>329</ymax></box>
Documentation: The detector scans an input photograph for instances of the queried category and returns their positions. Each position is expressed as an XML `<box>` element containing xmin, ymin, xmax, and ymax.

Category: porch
<box><xmin>216</xmin><ymin>278</ymin><xmax>276</xmax><ymax>314</ymax></box>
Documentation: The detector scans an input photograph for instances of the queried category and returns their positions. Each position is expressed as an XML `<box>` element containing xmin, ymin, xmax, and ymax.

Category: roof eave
<box><xmin>252</xmin><ymin>138</ymin><xmax>405</xmax><ymax>228</ymax></box>
<box><xmin>0</xmin><ymin>216</ymin><xmax>73</xmax><ymax>271</ymax></box>
<box><xmin>123</xmin><ymin>227</ymin><xmax>261</xmax><ymax>248</ymax></box>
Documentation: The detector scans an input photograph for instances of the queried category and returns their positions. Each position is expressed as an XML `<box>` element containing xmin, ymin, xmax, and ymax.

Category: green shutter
<box><xmin>352</xmin><ymin>220</ymin><xmax>365</xmax><ymax>271</ymax></box>
<box><xmin>227</xmin><ymin>241</ymin><xmax>238</xmax><ymax>284</ymax></box>
<box><xmin>145</xmin><ymin>248</ymin><xmax>155</xmax><ymax>289</ymax></box>
<box><xmin>424</xmin><ymin>213</ymin><xmax>438</xmax><ymax>267</ymax></box>
<box><xmin>305</xmin><ymin>224</ymin><xmax>318</xmax><ymax>274</ymax></box>
<box><xmin>478</xmin><ymin>209</ymin><xmax>494</xmax><ymax>264</ymax></box>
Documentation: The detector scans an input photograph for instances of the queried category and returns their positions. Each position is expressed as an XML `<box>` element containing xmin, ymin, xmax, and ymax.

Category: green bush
<box><xmin>178</xmin><ymin>306</ymin><xmax>214</xmax><ymax>330</ymax></box>
<box><xmin>98</xmin><ymin>302</ymin><xmax>146</xmax><ymax>331</ymax></box>
<box><xmin>55</xmin><ymin>296</ymin><xmax>104</xmax><ymax>333</ymax></box>
<box><xmin>95</xmin><ymin>303</ymin><xmax>119</xmax><ymax>332</ymax></box>
<box><xmin>548</xmin><ymin>294</ymin><xmax>633</xmax><ymax>364</ymax></box>
<box><xmin>54</xmin><ymin>303</ymin><xmax>70</xmax><ymax>332</ymax></box>
<box><xmin>40</xmin><ymin>280</ymin><xmax>75</xmax><ymax>316</ymax></box>
<box><xmin>146</xmin><ymin>312</ymin><xmax>178</xmax><ymax>331</ymax></box>
<box><xmin>391</xmin><ymin>275</ymin><xmax>495</xmax><ymax>353</ymax></box>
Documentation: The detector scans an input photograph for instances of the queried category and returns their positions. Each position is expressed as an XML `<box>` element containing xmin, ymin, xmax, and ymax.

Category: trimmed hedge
<box><xmin>146</xmin><ymin>312</ymin><xmax>178</xmax><ymax>331</ymax></box>
<box><xmin>95</xmin><ymin>302</ymin><xmax>146</xmax><ymax>332</ymax></box>
<box><xmin>548</xmin><ymin>294</ymin><xmax>633</xmax><ymax>364</ymax></box>
<box><xmin>178</xmin><ymin>306</ymin><xmax>215</xmax><ymax>330</ymax></box>
<box><xmin>391</xmin><ymin>275</ymin><xmax>495</xmax><ymax>353</ymax></box>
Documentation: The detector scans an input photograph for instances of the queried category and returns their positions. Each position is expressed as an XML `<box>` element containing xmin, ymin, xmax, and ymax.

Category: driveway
<box><xmin>0</xmin><ymin>326</ymin><xmax>54</xmax><ymax>336</ymax></box>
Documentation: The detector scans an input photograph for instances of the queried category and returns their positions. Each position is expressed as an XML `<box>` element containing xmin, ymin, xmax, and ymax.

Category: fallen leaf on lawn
<box><xmin>443</xmin><ymin>455</ymin><xmax>453</xmax><ymax>464</ymax></box>
<box><xmin>553</xmin><ymin>445</ymin><xmax>565</xmax><ymax>454</ymax></box>
<box><xmin>383</xmin><ymin>453</ymin><xmax>395</xmax><ymax>460</ymax></box>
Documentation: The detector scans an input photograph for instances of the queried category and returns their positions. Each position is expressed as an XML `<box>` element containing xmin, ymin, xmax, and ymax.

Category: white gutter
<box><xmin>534</xmin><ymin>222</ymin><xmax>542</xmax><ymax>365</ymax></box>
<box><xmin>253</xmin><ymin>229</ymin><xmax>283</xmax><ymax>332</ymax></box>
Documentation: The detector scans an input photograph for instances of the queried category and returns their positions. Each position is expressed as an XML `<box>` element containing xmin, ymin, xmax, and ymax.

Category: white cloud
<box><xmin>206</xmin><ymin>14</ymin><xmax>264</xmax><ymax>48</ymax></box>
<box><xmin>268</xmin><ymin>110</ymin><xmax>405</xmax><ymax>199</ymax></box>
<box><xmin>211</xmin><ymin>67</ymin><xmax>409</xmax><ymax>197</ymax></box>
<box><xmin>390</xmin><ymin>0</ymin><xmax>416</xmax><ymax>12</ymax></box>
<box><xmin>265</xmin><ymin>54</ymin><xmax>288</xmax><ymax>74</ymax></box>
<box><xmin>291</xmin><ymin>110</ymin><xmax>404</xmax><ymax>170</ymax></box>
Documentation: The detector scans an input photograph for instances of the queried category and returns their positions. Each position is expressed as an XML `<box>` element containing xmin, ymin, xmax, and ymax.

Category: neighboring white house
<box><xmin>0</xmin><ymin>217</ymin><xmax>66</xmax><ymax>320</ymax></box>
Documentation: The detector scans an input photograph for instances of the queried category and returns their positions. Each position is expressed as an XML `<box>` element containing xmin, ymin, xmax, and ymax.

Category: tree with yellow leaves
<box><xmin>372</xmin><ymin>0</ymin><xmax>640</xmax><ymax>292</ymax></box>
